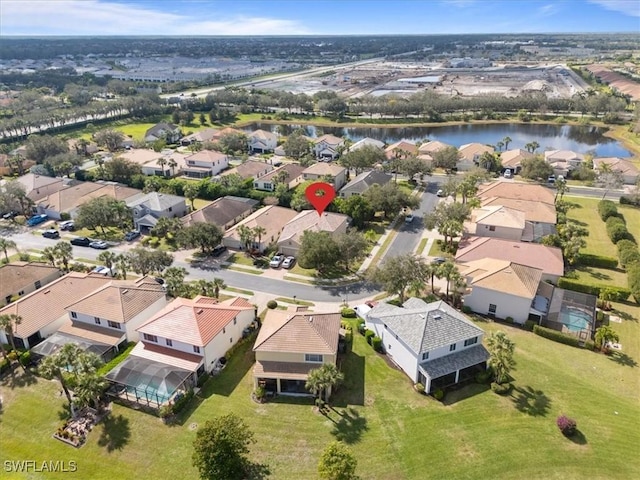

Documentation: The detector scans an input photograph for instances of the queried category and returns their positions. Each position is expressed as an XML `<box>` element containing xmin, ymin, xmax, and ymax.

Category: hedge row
<box><xmin>557</xmin><ymin>278</ymin><xmax>631</xmax><ymax>301</ymax></box>
<box><xmin>606</xmin><ymin>216</ymin><xmax>631</xmax><ymax>244</ymax></box>
<box><xmin>577</xmin><ymin>253</ymin><xmax>618</xmax><ymax>269</ymax></box>
<box><xmin>598</xmin><ymin>200</ymin><xmax>618</xmax><ymax>221</ymax></box>
<box><xmin>620</xmin><ymin>195</ymin><xmax>640</xmax><ymax>207</ymax></box>
<box><xmin>629</xmin><ymin>262</ymin><xmax>640</xmax><ymax>304</ymax></box>
<box><xmin>97</xmin><ymin>342</ymin><xmax>135</xmax><ymax>376</ymax></box>
<box><xmin>533</xmin><ymin>325</ymin><xmax>595</xmax><ymax>350</ymax></box>
<box><xmin>618</xmin><ymin>239</ymin><xmax>640</xmax><ymax>269</ymax></box>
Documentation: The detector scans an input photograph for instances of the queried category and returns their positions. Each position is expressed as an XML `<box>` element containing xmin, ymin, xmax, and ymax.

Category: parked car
<box><xmin>2</xmin><ymin>211</ymin><xmax>17</xmax><ymax>220</ymax></box>
<box><xmin>436</xmin><ymin>189</ymin><xmax>445</xmax><ymax>197</ymax></box>
<box><xmin>269</xmin><ymin>254</ymin><xmax>285</xmax><ymax>268</ymax></box>
<box><xmin>59</xmin><ymin>220</ymin><xmax>75</xmax><ymax>231</ymax></box>
<box><xmin>70</xmin><ymin>237</ymin><xmax>91</xmax><ymax>247</ymax></box>
<box><xmin>431</xmin><ymin>257</ymin><xmax>447</xmax><ymax>265</ymax></box>
<box><xmin>27</xmin><ymin>214</ymin><xmax>48</xmax><ymax>226</ymax></box>
<box><xmin>211</xmin><ymin>245</ymin><xmax>227</xmax><ymax>257</ymax></box>
<box><xmin>282</xmin><ymin>256</ymin><xmax>296</xmax><ymax>269</ymax></box>
<box><xmin>124</xmin><ymin>230</ymin><xmax>141</xmax><ymax>242</ymax></box>
<box><xmin>547</xmin><ymin>175</ymin><xmax>556</xmax><ymax>184</ymax></box>
<box><xmin>405</xmin><ymin>213</ymin><xmax>414</xmax><ymax>223</ymax></box>
<box><xmin>503</xmin><ymin>169</ymin><xmax>512</xmax><ymax>179</ymax></box>
<box><xmin>42</xmin><ymin>229</ymin><xmax>60</xmax><ymax>239</ymax></box>
<box><xmin>89</xmin><ymin>240</ymin><xmax>108</xmax><ymax>250</ymax></box>
<box><xmin>92</xmin><ymin>266</ymin><xmax>117</xmax><ymax>277</ymax></box>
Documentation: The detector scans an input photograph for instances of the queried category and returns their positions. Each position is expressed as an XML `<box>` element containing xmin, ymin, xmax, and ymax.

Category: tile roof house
<box><xmin>278</xmin><ymin>210</ymin><xmax>350</xmax><ymax>256</ymax></box>
<box><xmin>183</xmin><ymin>150</ymin><xmax>229</xmax><ymax>179</ymax></box>
<box><xmin>182</xmin><ymin>196</ymin><xmax>259</xmax><ymax>230</ymax></box>
<box><xmin>339</xmin><ymin>170</ymin><xmax>392</xmax><ymax>198</ymax></box>
<box><xmin>466</xmin><ymin>205</ymin><xmax>528</xmax><ymax>242</ymax></box>
<box><xmin>418</xmin><ymin>140</ymin><xmax>452</xmax><ymax>155</ymax></box>
<box><xmin>313</xmin><ymin>134</ymin><xmax>344</xmax><ymax>160</ymax></box>
<box><xmin>385</xmin><ymin>140</ymin><xmax>418</xmax><ymax>160</ymax></box>
<box><xmin>126</xmin><ymin>192</ymin><xmax>188</xmax><ymax>231</ymax></box>
<box><xmin>302</xmin><ymin>163</ymin><xmax>347</xmax><ymax>190</ymax></box>
<box><xmin>223</xmin><ymin>205</ymin><xmax>298</xmax><ymax>251</ymax></box>
<box><xmin>347</xmin><ymin>137</ymin><xmax>385</xmax><ymax>152</ymax></box>
<box><xmin>180</xmin><ymin>128</ymin><xmax>219</xmax><ymax>146</ymax></box>
<box><xmin>460</xmin><ymin>259</ymin><xmax>543</xmax><ymax>324</ymax></box>
<box><xmin>544</xmin><ymin>150</ymin><xmax>585</xmax><ymax>176</ymax></box>
<box><xmin>364</xmin><ymin>298</ymin><xmax>489</xmax><ymax>394</ymax></box>
<box><xmin>593</xmin><ymin>157</ymin><xmax>639</xmax><ymax>185</ymax></box>
<box><xmin>222</xmin><ymin>160</ymin><xmax>274</xmax><ymax>180</ymax></box>
<box><xmin>455</xmin><ymin>236</ymin><xmax>564</xmax><ymax>283</ymax></box>
<box><xmin>480</xmin><ymin>197</ymin><xmax>556</xmax><ymax>236</ymax></box>
<box><xmin>118</xmin><ymin>149</ymin><xmax>188</xmax><ymax>177</ymax></box>
<box><xmin>500</xmin><ymin>149</ymin><xmax>534</xmax><ymax>173</ymax></box>
<box><xmin>10</xmin><ymin>173</ymin><xmax>65</xmax><ymax>202</ymax></box>
<box><xmin>0</xmin><ymin>262</ymin><xmax>62</xmax><ymax>307</ymax></box>
<box><xmin>458</xmin><ymin>143</ymin><xmax>494</xmax><ymax>171</ymax></box>
<box><xmin>253</xmin><ymin>309</ymin><xmax>342</xmax><ymax>395</ymax></box>
<box><xmin>253</xmin><ymin>163</ymin><xmax>306</xmax><ymax>192</ymax></box>
<box><xmin>144</xmin><ymin>122</ymin><xmax>182</xmax><ymax>143</ymax></box>
<box><xmin>248</xmin><ymin>129</ymin><xmax>279</xmax><ymax>153</ymax></box>
<box><xmin>477</xmin><ymin>180</ymin><xmax>555</xmax><ymax>205</ymax></box>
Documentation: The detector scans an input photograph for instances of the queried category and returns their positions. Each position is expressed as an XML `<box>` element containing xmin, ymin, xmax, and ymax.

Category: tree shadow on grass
<box><xmin>245</xmin><ymin>461</ymin><xmax>271</xmax><ymax>480</ymax></box>
<box><xmin>511</xmin><ymin>385</ymin><xmax>551</xmax><ymax>417</ymax></box>
<box><xmin>1</xmin><ymin>368</ymin><xmax>38</xmax><ymax>389</ymax></box>
<box><xmin>608</xmin><ymin>351</ymin><xmax>638</xmax><ymax>368</ymax></box>
<box><xmin>329</xmin><ymin>407</ymin><xmax>368</xmax><ymax>444</ymax></box>
<box><xmin>614</xmin><ymin>309</ymin><xmax>637</xmax><ymax>323</ymax></box>
<box><xmin>567</xmin><ymin>429</ymin><xmax>588</xmax><ymax>445</ymax></box>
<box><xmin>442</xmin><ymin>382</ymin><xmax>490</xmax><ymax>405</ymax></box>
<box><xmin>97</xmin><ymin>413</ymin><xmax>131</xmax><ymax>452</ymax></box>
<box><xmin>332</xmin><ymin>351</ymin><xmax>365</xmax><ymax>407</ymax></box>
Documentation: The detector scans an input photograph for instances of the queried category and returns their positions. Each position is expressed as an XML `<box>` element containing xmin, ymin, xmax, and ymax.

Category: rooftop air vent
<box><xmin>196</xmin><ymin>308</ymin><xmax>204</xmax><ymax>314</ymax></box>
<box><xmin>433</xmin><ymin>314</ymin><xmax>442</xmax><ymax>320</ymax></box>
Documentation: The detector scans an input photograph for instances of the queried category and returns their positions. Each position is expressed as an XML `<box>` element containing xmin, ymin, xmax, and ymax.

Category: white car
<box><xmin>436</xmin><ymin>189</ymin><xmax>445</xmax><ymax>197</ymax></box>
<box><xmin>282</xmin><ymin>256</ymin><xmax>296</xmax><ymax>269</ymax></box>
<box><xmin>503</xmin><ymin>169</ymin><xmax>512</xmax><ymax>178</ymax></box>
<box><xmin>91</xmin><ymin>266</ymin><xmax>117</xmax><ymax>277</ymax></box>
<box><xmin>269</xmin><ymin>254</ymin><xmax>285</xmax><ymax>268</ymax></box>
<box><xmin>405</xmin><ymin>213</ymin><xmax>414</xmax><ymax>223</ymax></box>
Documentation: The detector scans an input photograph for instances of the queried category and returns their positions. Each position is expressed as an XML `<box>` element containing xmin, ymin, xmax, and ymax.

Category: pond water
<box><xmin>241</xmin><ymin>122</ymin><xmax>631</xmax><ymax>157</ymax></box>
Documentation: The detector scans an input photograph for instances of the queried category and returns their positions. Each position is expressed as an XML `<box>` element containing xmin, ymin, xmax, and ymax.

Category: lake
<box><xmin>241</xmin><ymin>122</ymin><xmax>631</xmax><ymax>158</ymax></box>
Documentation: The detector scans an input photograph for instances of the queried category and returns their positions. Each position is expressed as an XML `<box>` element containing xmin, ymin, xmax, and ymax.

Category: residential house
<box><xmin>144</xmin><ymin>123</ymin><xmax>182</xmax><ymax>143</ymax></box>
<box><xmin>418</xmin><ymin>140</ymin><xmax>452</xmax><ymax>156</ymax></box>
<box><xmin>126</xmin><ymin>192</ymin><xmax>188</xmax><ymax>231</ymax></box>
<box><xmin>458</xmin><ymin>143</ymin><xmax>494</xmax><ymax>171</ymax></box>
<box><xmin>500</xmin><ymin>149</ymin><xmax>533</xmax><ymax>174</ymax></box>
<box><xmin>278</xmin><ymin>210</ymin><xmax>350</xmax><ymax>256</ymax></box>
<box><xmin>477</xmin><ymin>180</ymin><xmax>556</xmax><ymax>205</ymax></box>
<box><xmin>313</xmin><ymin>134</ymin><xmax>344</xmax><ymax>160</ymax></box>
<box><xmin>339</xmin><ymin>170</ymin><xmax>392</xmax><ymax>198</ymax></box>
<box><xmin>222</xmin><ymin>160</ymin><xmax>273</xmax><ymax>180</ymax></box>
<box><xmin>0</xmin><ymin>154</ymin><xmax>35</xmax><ymax>177</ymax></box>
<box><xmin>68</xmin><ymin>138</ymin><xmax>99</xmax><ymax>155</ymax></box>
<box><xmin>385</xmin><ymin>140</ymin><xmax>418</xmax><ymax>160</ymax></box>
<box><xmin>210</xmin><ymin>127</ymin><xmax>243</xmax><ymax>142</ymax></box>
<box><xmin>347</xmin><ymin>137</ymin><xmax>385</xmax><ymax>152</ymax></box>
<box><xmin>0</xmin><ymin>262</ymin><xmax>61</xmax><ymax>307</ymax></box>
<box><xmin>253</xmin><ymin>309</ymin><xmax>342</xmax><ymax>395</ymax></box>
<box><xmin>455</xmin><ymin>236</ymin><xmax>564</xmax><ymax>284</ymax></box>
<box><xmin>466</xmin><ymin>205</ymin><xmax>527</xmax><ymax>242</ymax></box>
<box><xmin>223</xmin><ymin>205</ymin><xmax>298</xmax><ymax>251</ymax></box>
<box><xmin>593</xmin><ymin>157</ymin><xmax>639</xmax><ymax>185</ymax></box>
<box><xmin>105</xmin><ymin>296</ymin><xmax>256</xmax><ymax>406</ymax></box>
<box><xmin>364</xmin><ymin>298</ymin><xmax>489</xmax><ymax>394</ymax></box>
<box><xmin>248</xmin><ymin>129</ymin><xmax>279</xmax><ymax>153</ymax></box>
<box><xmin>10</xmin><ymin>173</ymin><xmax>65</xmax><ymax>202</ymax></box>
<box><xmin>180</xmin><ymin>128</ymin><xmax>219</xmax><ymax>146</ymax></box>
<box><xmin>302</xmin><ymin>163</ymin><xmax>347</xmax><ymax>190</ymax></box>
<box><xmin>544</xmin><ymin>150</ymin><xmax>585</xmax><ymax>177</ymax></box>
<box><xmin>253</xmin><ymin>163</ymin><xmax>306</xmax><ymax>192</ymax></box>
<box><xmin>460</xmin><ymin>259</ymin><xmax>543</xmax><ymax>325</ymax></box>
<box><xmin>118</xmin><ymin>149</ymin><xmax>187</xmax><ymax>177</ymax></box>
<box><xmin>0</xmin><ymin>272</ymin><xmax>113</xmax><ymax>349</ymax></box>
<box><xmin>183</xmin><ymin>150</ymin><xmax>229</xmax><ymax>179</ymax></box>
<box><xmin>182</xmin><ymin>196</ymin><xmax>258</xmax><ymax>230</ymax></box>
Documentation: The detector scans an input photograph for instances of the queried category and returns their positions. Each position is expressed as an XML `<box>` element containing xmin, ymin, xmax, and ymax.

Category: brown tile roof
<box><xmin>314</xmin><ymin>134</ymin><xmax>343</xmax><ymax>145</ymax></box>
<box><xmin>470</xmin><ymin>205</ymin><xmax>525</xmax><ymax>229</ymax></box>
<box><xmin>459</xmin><ymin>143</ymin><xmax>494</xmax><ymax>161</ymax></box>
<box><xmin>544</xmin><ymin>150</ymin><xmax>584</xmax><ymax>162</ymax></box>
<box><xmin>224</xmin><ymin>206</ymin><xmax>298</xmax><ymax>245</ymax></box>
<box><xmin>303</xmin><ymin>163</ymin><xmax>346</xmax><ymax>176</ymax></box>
<box><xmin>0</xmin><ymin>262</ymin><xmax>61</xmax><ymax>300</ymax></box>
<box><xmin>65</xmin><ymin>284</ymin><xmax>167</xmax><ymax>323</ymax></box>
<box><xmin>223</xmin><ymin>160</ymin><xmax>274</xmax><ymax>179</ymax></box>
<box><xmin>118</xmin><ymin>149</ymin><xmax>161</xmax><ymax>165</ymax></box>
<box><xmin>258</xmin><ymin>163</ymin><xmax>306</xmax><ymax>183</ymax></box>
<box><xmin>455</xmin><ymin>236</ymin><xmax>564</xmax><ymax>277</ymax></box>
<box><xmin>182</xmin><ymin>128</ymin><xmax>219</xmax><ymax>143</ymax></box>
<box><xmin>500</xmin><ymin>149</ymin><xmax>534</xmax><ymax>169</ymax></box>
<box><xmin>593</xmin><ymin>157</ymin><xmax>640</xmax><ymax>176</ymax></box>
<box><xmin>181</xmin><ymin>196</ymin><xmax>258</xmax><ymax>228</ymax></box>
<box><xmin>253</xmin><ymin>310</ymin><xmax>341</xmax><ymax>355</ymax></box>
<box><xmin>477</xmin><ymin>180</ymin><xmax>555</xmax><ymax>205</ymax></box>
<box><xmin>13</xmin><ymin>174</ymin><xmax>65</xmax><ymax>200</ymax></box>
<box><xmin>185</xmin><ymin>150</ymin><xmax>228</xmax><ymax>164</ymax></box>
<box><xmin>254</xmin><ymin>360</ymin><xmax>317</xmax><ymax>380</ymax></box>
<box><xmin>137</xmin><ymin>296</ymin><xmax>253</xmax><ymax>346</ymax></box>
<box><xmin>0</xmin><ymin>273</ymin><xmax>113</xmax><ymax>338</ymax></box>
<box><xmin>220</xmin><ymin>297</ymin><xmax>254</xmax><ymax>308</ymax></box>
<box><xmin>279</xmin><ymin>210</ymin><xmax>349</xmax><ymax>245</ymax></box>
<box><xmin>385</xmin><ymin>140</ymin><xmax>418</xmax><ymax>159</ymax></box>
<box><xmin>57</xmin><ymin>318</ymin><xmax>124</xmax><ymax>346</ymax></box>
<box><xmin>418</xmin><ymin>140</ymin><xmax>452</xmax><ymax>154</ymax></box>
<box><xmin>481</xmin><ymin>197</ymin><xmax>556</xmax><ymax>224</ymax></box>
<box><xmin>211</xmin><ymin>127</ymin><xmax>243</xmax><ymax>140</ymax></box>
<box><xmin>461</xmin><ymin>259</ymin><xmax>543</xmax><ymax>299</ymax></box>
<box><xmin>38</xmin><ymin>182</ymin><xmax>104</xmax><ymax>212</ymax></box>
<box><xmin>130</xmin><ymin>341</ymin><xmax>202</xmax><ymax>371</ymax></box>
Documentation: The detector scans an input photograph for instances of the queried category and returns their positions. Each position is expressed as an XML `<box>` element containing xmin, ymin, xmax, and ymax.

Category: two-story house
<box><xmin>183</xmin><ymin>150</ymin><xmax>229</xmax><ymax>179</ymax></box>
<box><xmin>0</xmin><ymin>262</ymin><xmax>62</xmax><ymax>307</ymax></box>
<box><xmin>364</xmin><ymin>298</ymin><xmax>489</xmax><ymax>394</ymax></box>
<box><xmin>126</xmin><ymin>192</ymin><xmax>188</xmax><ymax>231</ymax></box>
<box><xmin>253</xmin><ymin>163</ymin><xmax>305</xmax><ymax>192</ymax></box>
<box><xmin>253</xmin><ymin>309</ymin><xmax>342</xmax><ymax>395</ymax></box>
<box><xmin>313</xmin><ymin>134</ymin><xmax>344</xmax><ymax>160</ymax></box>
<box><xmin>144</xmin><ymin>123</ymin><xmax>182</xmax><ymax>144</ymax></box>
<box><xmin>248</xmin><ymin>129</ymin><xmax>279</xmax><ymax>154</ymax></box>
<box><xmin>302</xmin><ymin>163</ymin><xmax>347</xmax><ymax>191</ymax></box>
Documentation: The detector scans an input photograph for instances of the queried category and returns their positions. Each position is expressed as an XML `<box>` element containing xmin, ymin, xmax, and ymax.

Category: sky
<box><xmin>1</xmin><ymin>0</ymin><xmax>638</xmax><ymax>36</ymax></box>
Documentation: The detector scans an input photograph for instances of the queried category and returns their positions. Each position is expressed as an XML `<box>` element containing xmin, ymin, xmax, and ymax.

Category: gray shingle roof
<box><xmin>126</xmin><ymin>192</ymin><xmax>185</xmax><ymax>211</ymax></box>
<box><xmin>419</xmin><ymin>345</ymin><xmax>489</xmax><ymax>379</ymax></box>
<box><xmin>341</xmin><ymin>170</ymin><xmax>392</xmax><ymax>194</ymax></box>
<box><xmin>367</xmin><ymin>299</ymin><xmax>484</xmax><ymax>354</ymax></box>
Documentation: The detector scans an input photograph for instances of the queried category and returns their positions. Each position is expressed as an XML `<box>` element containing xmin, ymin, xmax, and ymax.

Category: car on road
<box><xmin>70</xmin><ymin>237</ymin><xmax>91</xmax><ymax>247</ymax></box>
<box><xmin>59</xmin><ymin>220</ymin><xmax>75</xmax><ymax>231</ymax></box>
<box><xmin>269</xmin><ymin>254</ymin><xmax>285</xmax><ymax>268</ymax></box>
<box><xmin>431</xmin><ymin>257</ymin><xmax>447</xmax><ymax>264</ymax></box>
<box><xmin>89</xmin><ymin>240</ymin><xmax>108</xmax><ymax>250</ymax></box>
<box><xmin>124</xmin><ymin>230</ymin><xmax>141</xmax><ymax>242</ymax></box>
<box><xmin>42</xmin><ymin>229</ymin><xmax>60</xmax><ymax>239</ymax></box>
<box><xmin>27</xmin><ymin>214</ymin><xmax>48</xmax><ymax>226</ymax></box>
<box><xmin>282</xmin><ymin>256</ymin><xmax>296</xmax><ymax>269</ymax></box>
<box><xmin>405</xmin><ymin>213</ymin><xmax>414</xmax><ymax>223</ymax></box>
<box><xmin>211</xmin><ymin>245</ymin><xmax>227</xmax><ymax>257</ymax></box>
<box><xmin>436</xmin><ymin>189</ymin><xmax>445</xmax><ymax>197</ymax></box>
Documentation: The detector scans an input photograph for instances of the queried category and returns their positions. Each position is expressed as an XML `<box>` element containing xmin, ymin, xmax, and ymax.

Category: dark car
<box><xmin>42</xmin><ymin>229</ymin><xmax>60</xmax><ymax>239</ymax></box>
<box><xmin>125</xmin><ymin>230</ymin><xmax>141</xmax><ymax>242</ymax></box>
<box><xmin>211</xmin><ymin>245</ymin><xmax>227</xmax><ymax>257</ymax></box>
<box><xmin>70</xmin><ymin>237</ymin><xmax>91</xmax><ymax>247</ymax></box>
<box><xmin>431</xmin><ymin>257</ymin><xmax>447</xmax><ymax>265</ymax></box>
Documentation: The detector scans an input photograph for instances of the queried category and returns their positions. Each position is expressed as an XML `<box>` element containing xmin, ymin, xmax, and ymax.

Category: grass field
<box><xmin>568</xmin><ymin>266</ymin><xmax>629</xmax><ymax>289</ymax></box>
<box><xmin>1</xmin><ymin>317</ymin><xmax>639</xmax><ymax>480</ymax></box>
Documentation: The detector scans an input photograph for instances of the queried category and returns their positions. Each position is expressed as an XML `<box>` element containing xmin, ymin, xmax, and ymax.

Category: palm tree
<box><xmin>115</xmin><ymin>253</ymin><xmax>130</xmax><ymax>280</ymax></box>
<box><xmin>496</xmin><ymin>141</ymin><xmax>504</xmax><ymax>151</ymax></box>
<box><xmin>252</xmin><ymin>226</ymin><xmax>267</xmax><ymax>253</ymax></box>
<box><xmin>237</xmin><ymin>225</ymin><xmax>254</xmax><ymax>252</ymax></box>
<box><xmin>436</xmin><ymin>260</ymin><xmax>458</xmax><ymax>301</ymax></box>
<box><xmin>0</xmin><ymin>238</ymin><xmax>17</xmax><ymax>263</ymax></box>
<box><xmin>594</xmin><ymin>325</ymin><xmax>619</xmax><ymax>352</ymax></box>
<box><xmin>555</xmin><ymin>177</ymin><xmax>569</xmax><ymax>202</ymax></box>
<box><xmin>0</xmin><ymin>314</ymin><xmax>25</xmax><ymax>370</ymax></box>
<box><xmin>167</xmin><ymin>158</ymin><xmax>178</xmax><ymax>177</ymax></box>
<box><xmin>74</xmin><ymin>373</ymin><xmax>107</xmax><ymax>410</ymax></box>
<box><xmin>157</xmin><ymin>157</ymin><xmax>168</xmax><ymax>177</ymax></box>
<box><xmin>39</xmin><ymin>344</ymin><xmax>86</xmax><ymax>417</ymax></box>
<box><xmin>54</xmin><ymin>241</ymin><xmax>73</xmax><ymax>272</ymax></box>
<box><xmin>97</xmin><ymin>251</ymin><xmax>118</xmax><ymax>276</ymax></box>
<box><xmin>196</xmin><ymin>279</ymin><xmax>215</xmax><ymax>297</ymax></box>
<box><xmin>449</xmin><ymin>272</ymin><xmax>467</xmax><ymax>308</ymax></box>
<box><xmin>41</xmin><ymin>246</ymin><xmax>57</xmax><ymax>267</ymax></box>
<box><xmin>212</xmin><ymin>277</ymin><xmax>226</xmax><ymax>299</ymax></box>
<box><xmin>502</xmin><ymin>136</ymin><xmax>512</xmax><ymax>150</ymax></box>
<box><xmin>486</xmin><ymin>331</ymin><xmax>515</xmax><ymax>384</ymax></box>
<box><xmin>315</xmin><ymin>363</ymin><xmax>344</xmax><ymax>404</ymax></box>
<box><xmin>305</xmin><ymin>367</ymin><xmax>324</xmax><ymax>403</ymax></box>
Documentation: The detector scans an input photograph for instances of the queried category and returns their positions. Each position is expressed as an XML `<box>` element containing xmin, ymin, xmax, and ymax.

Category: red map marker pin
<box><xmin>305</xmin><ymin>182</ymin><xmax>336</xmax><ymax>216</ymax></box>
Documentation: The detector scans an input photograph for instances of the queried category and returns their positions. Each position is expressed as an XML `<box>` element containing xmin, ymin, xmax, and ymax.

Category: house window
<box><xmin>233</xmin><ymin>318</ymin><xmax>237</xmax><ymax>325</ymax></box>
<box><xmin>264</xmin><ymin>183</ymin><xmax>272</xmax><ymax>190</ymax></box>
<box><xmin>489</xmin><ymin>225</ymin><xmax>496</xmax><ymax>231</ymax></box>
<box><xmin>193</xmin><ymin>346</ymin><xmax>201</xmax><ymax>353</ymax></box>
<box><xmin>254</xmin><ymin>182</ymin><xmax>259</xmax><ymax>188</ymax></box>
<box><xmin>143</xmin><ymin>333</ymin><xmax>158</xmax><ymax>343</ymax></box>
<box><xmin>168</xmin><ymin>207</ymin><xmax>173</xmax><ymax>212</ymax></box>
<box><xmin>223</xmin><ymin>327</ymin><xmax>226</xmax><ymax>334</ymax></box>
<box><xmin>449</xmin><ymin>343</ymin><xmax>457</xmax><ymax>352</ymax></box>
<box><xmin>388</xmin><ymin>344</ymin><xmax>391</xmax><ymax>350</ymax></box>
<box><xmin>489</xmin><ymin>304</ymin><xmax>497</xmax><ymax>314</ymax></box>
<box><xmin>35</xmin><ymin>280</ymin><xmax>42</xmax><ymax>289</ymax></box>
<box><xmin>71</xmin><ymin>312</ymin><xmax>77</xmax><ymax>319</ymax></box>
<box><xmin>94</xmin><ymin>317</ymin><xmax>101</xmax><ymax>325</ymax></box>
<box><xmin>18</xmin><ymin>290</ymin><xmax>25</xmax><ymax>296</ymax></box>
<box><xmin>166</xmin><ymin>339</ymin><xmax>173</xmax><ymax>347</ymax></box>
<box><xmin>107</xmin><ymin>321</ymin><xmax>121</xmax><ymax>330</ymax></box>
<box><xmin>230</xmin><ymin>338</ymin><xmax>233</xmax><ymax>343</ymax></box>
<box><xmin>422</xmin><ymin>352</ymin><xmax>429</xmax><ymax>361</ymax></box>
<box><xmin>305</xmin><ymin>354</ymin><xmax>323</xmax><ymax>363</ymax></box>
<box><xmin>464</xmin><ymin>337</ymin><xmax>478</xmax><ymax>347</ymax></box>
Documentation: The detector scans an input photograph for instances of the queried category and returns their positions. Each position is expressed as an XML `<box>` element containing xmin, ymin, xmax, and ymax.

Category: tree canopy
<box><xmin>368</xmin><ymin>254</ymin><xmax>428</xmax><ymax>303</ymax></box>
<box><xmin>75</xmin><ymin>197</ymin><xmax>132</xmax><ymax>233</ymax></box>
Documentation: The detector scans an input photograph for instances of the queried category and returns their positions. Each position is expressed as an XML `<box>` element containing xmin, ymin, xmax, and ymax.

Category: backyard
<box><xmin>1</xmin><ymin>315</ymin><xmax>639</xmax><ymax>479</ymax></box>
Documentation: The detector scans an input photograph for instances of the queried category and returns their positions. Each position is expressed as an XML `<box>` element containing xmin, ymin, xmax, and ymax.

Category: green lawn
<box><xmin>274</xmin><ymin>297</ymin><xmax>315</xmax><ymax>306</ymax></box>
<box><xmin>227</xmin><ymin>252</ymin><xmax>257</xmax><ymax>267</ymax></box>
<box><xmin>568</xmin><ymin>266</ymin><xmax>629</xmax><ymax>289</ymax></box>
<box><xmin>191</xmin><ymin>198</ymin><xmax>212</xmax><ymax>211</ymax></box>
<box><xmin>2</xmin><ymin>316</ymin><xmax>639</xmax><ymax>480</ymax></box>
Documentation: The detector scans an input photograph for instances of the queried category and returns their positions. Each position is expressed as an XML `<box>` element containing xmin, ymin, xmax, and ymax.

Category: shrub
<box><xmin>266</xmin><ymin>300</ymin><xmax>278</xmax><ymax>309</ymax></box>
<box><xmin>387</xmin><ymin>298</ymin><xmax>403</xmax><ymax>307</ymax></box>
<box><xmin>475</xmin><ymin>369</ymin><xmax>492</xmax><ymax>384</ymax></box>
<box><xmin>606</xmin><ymin>218</ymin><xmax>630</xmax><ymax>244</ymax></box>
<box><xmin>432</xmin><ymin>388</ymin><xmax>444</xmax><ymax>400</ymax></box>
<box><xmin>620</xmin><ymin>249</ymin><xmax>640</xmax><ymax>268</ymax></box>
<box><xmin>59</xmin><ymin>212</ymin><xmax>71</xmax><ymax>221</ymax></box>
<box><xmin>0</xmin><ymin>358</ymin><xmax>10</xmax><ymax>374</ymax></box>
<box><xmin>19</xmin><ymin>351</ymin><xmax>31</xmax><ymax>367</ymax></box>
<box><xmin>414</xmin><ymin>383</ymin><xmax>425</xmax><ymax>394</ymax></box>
<box><xmin>533</xmin><ymin>325</ymin><xmax>587</xmax><ymax>348</ymax></box>
<box><xmin>505</xmin><ymin>316</ymin><xmax>514</xmax><ymax>324</ymax></box>
<box><xmin>628</xmin><ymin>262</ymin><xmax>640</xmax><ymax>304</ymax></box>
<box><xmin>557</xmin><ymin>278</ymin><xmax>631</xmax><ymax>301</ymax></box>
<box><xmin>172</xmin><ymin>389</ymin><xmax>194</xmax><ymax>415</ymax></box>
<box><xmin>341</xmin><ymin>308</ymin><xmax>356</xmax><ymax>318</ymax></box>
<box><xmin>556</xmin><ymin>415</ymin><xmax>577</xmax><ymax>436</ymax></box>
<box><xmin>462</xmin><ymin>305</ymin><xmax>472</xmax><ymax>314</ymax></box>
<box><xmin>358</xmin><ymin>322</ymin><xmax>366</xmax><ymax>335</ymax></box>
<box><xmin>371</xmin><ymin>336</ymin><xmax>382</xmax><ymax>352</ymax></box>
<box><xmin>598</xmin><ymin>200</ymin><xmax>618</xmax><ymax>221</ymax></box>
<box><xmin>524</xmin><ymin>320</ymin><xmax>537</xmax><ymax>331</ymax></box>
<box><xmin>18</xmin><ymin>252</ymin><xmax>31</xmax><ymax>262</ymax></box>
<box><xmin>620</xmin><ymin>195</ymin><xmax>640</xmax><ymax>207</ymax></box>
<box><xmin>158</xmin><ymin>404</ymin><xmax>173</xmax><ymax>419</ymax></box>
<box><xmin>97</xmin><ymin>342</ymin><xmax>135</xmax><ymax>376</ymax></box>
<box><xmin>491</xmin><ymin>382</ymin><xmax>511</xmax><ymax>395</ymax></box>
<box><xmin>148</xmin><ymin>237</ymin><xmax>161</xmax><ymax>248</ymax></box>
<box><xmin>364</xmin><ymin>329</ymin><xmax>375</xmax><ymax>345</ymax></box>
<box><xmin>577</xmin><ymin>253</ymin><xmax>618</xmax><ymax>269</ymax></box>
<box><xmin>254</xmin><ymin>386</ymin><xmax>266</xmax><ymax>401</ymax></box>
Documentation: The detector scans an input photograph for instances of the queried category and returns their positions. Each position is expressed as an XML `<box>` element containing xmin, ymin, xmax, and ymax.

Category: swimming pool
<box><xmin>560</xmin><ymin>307</ymin><xmax>593</xmax><ymax>332</ymax></box>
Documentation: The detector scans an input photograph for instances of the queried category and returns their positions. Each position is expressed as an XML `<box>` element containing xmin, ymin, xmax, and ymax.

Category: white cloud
<box><xmin>537</xmin><ymin>4</ymin><xmax>561</xmax><ymax>17</ymax></box>
<box><xmin>589</xmin><ymin>0</ymin><xmax>640</xmax><ymax>17</ymax></box>
<box><xmin>0</xmin><ymin>0</ymin><xmax>311</xmax><ymax>35</ymax></box>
